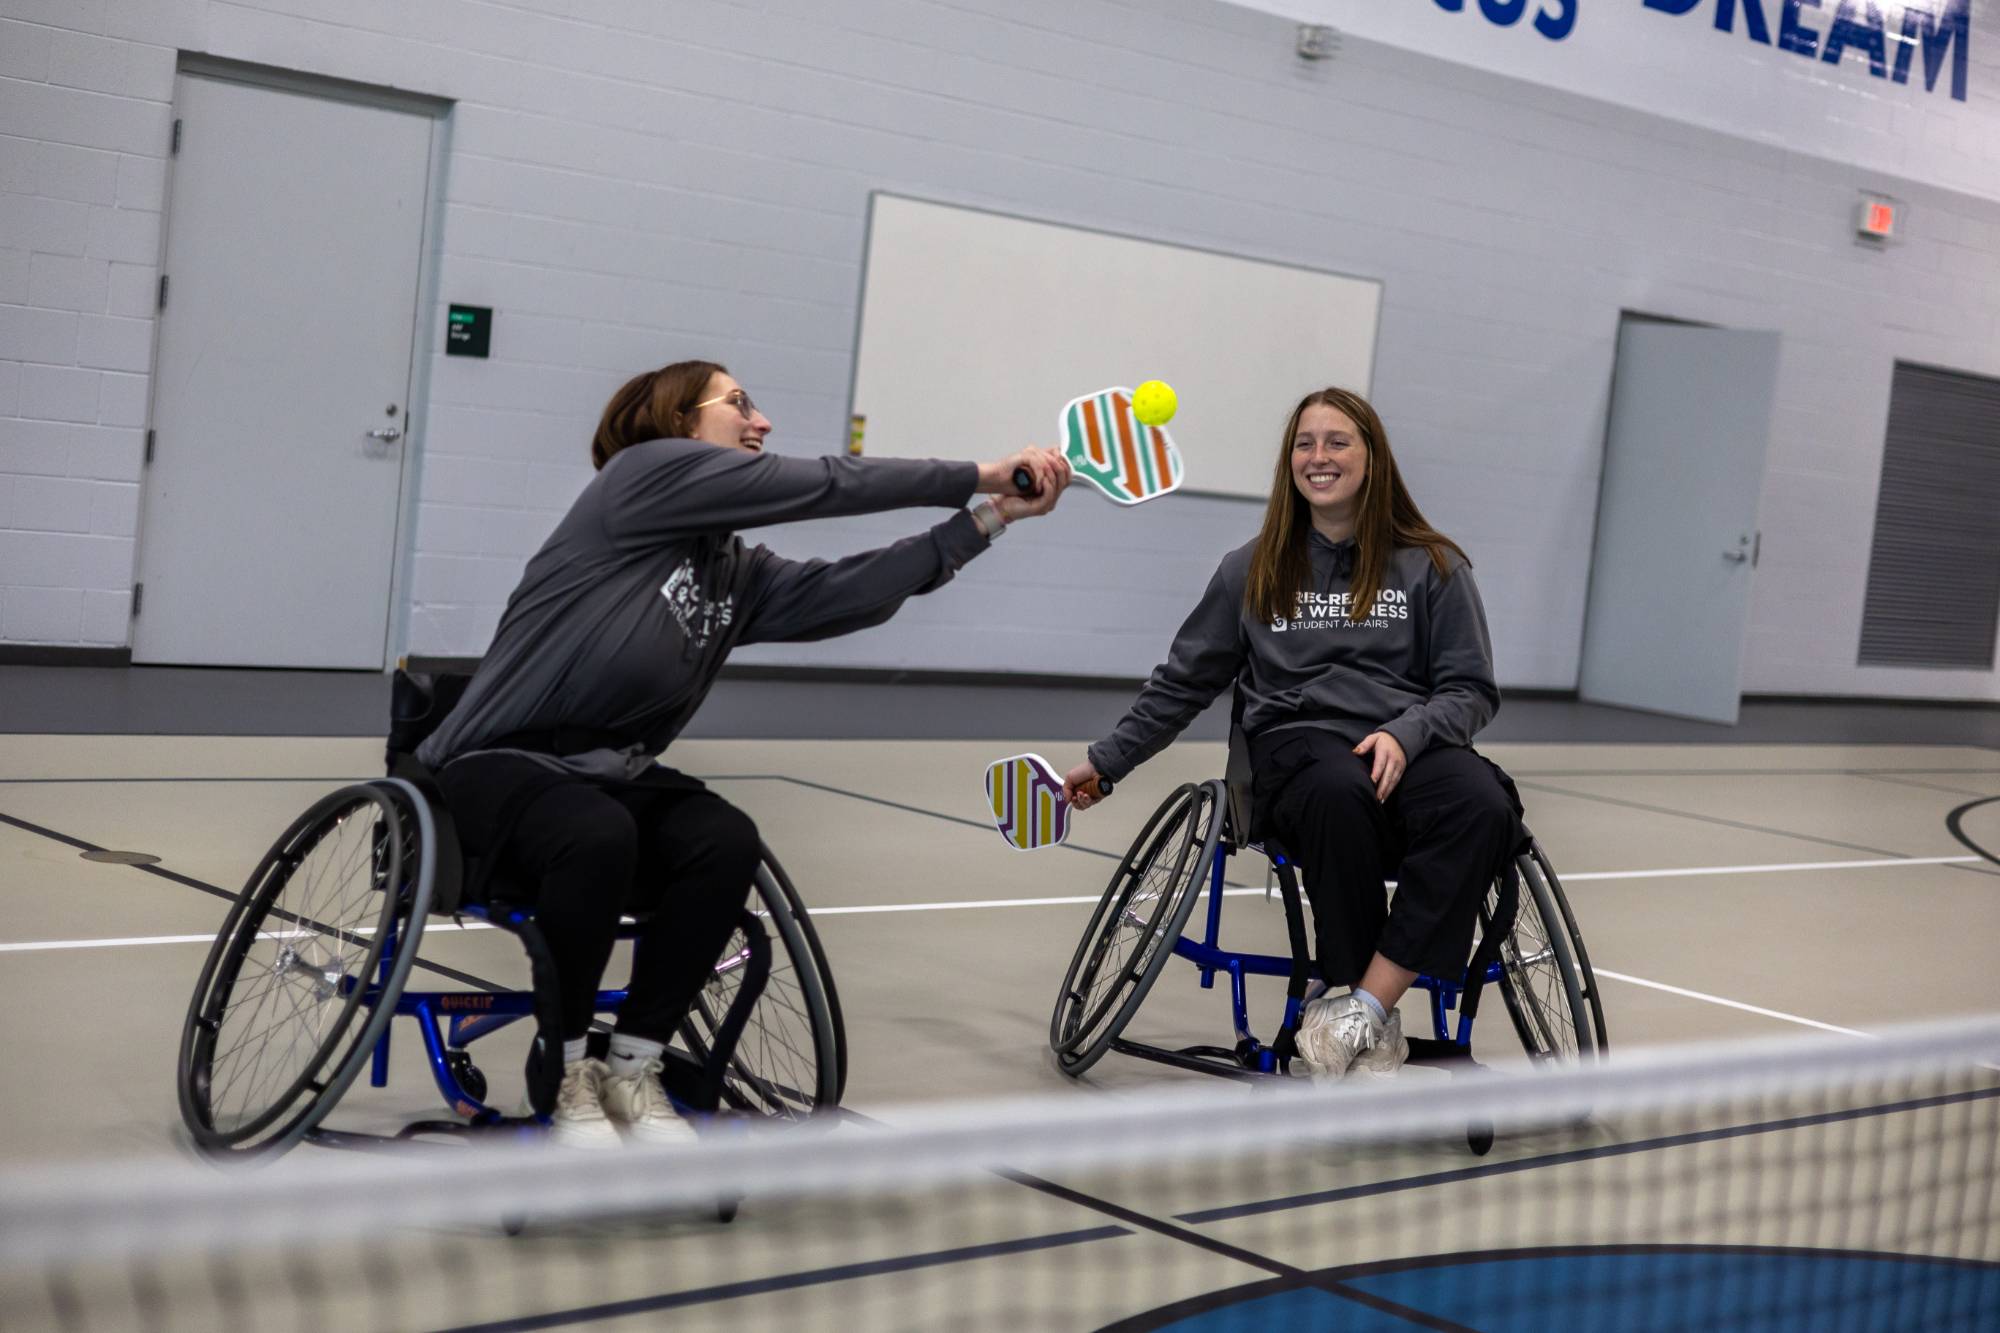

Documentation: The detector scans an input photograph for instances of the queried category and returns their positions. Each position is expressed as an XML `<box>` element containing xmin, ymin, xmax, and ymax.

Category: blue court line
<box><xmin>1176</xmin><ymin>1082</ymin><xmax>2000</xmax><ymax>1226</ymax></box>
<box><xmin>424</xmin><ymin>1223</ymin><xmax>1131</xmax><ymax>1333</ymax></box>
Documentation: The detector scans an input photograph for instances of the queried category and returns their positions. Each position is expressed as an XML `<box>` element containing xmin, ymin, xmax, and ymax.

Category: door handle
<box><xmin>1722</xmin><ymin>549</ymin><xmax>1748</xmax><ymax>563</ymax></box>
<box><xmin>366</xmin><ymin>426</ymin><xmax>403</xmax><ymax>442</ymax></box>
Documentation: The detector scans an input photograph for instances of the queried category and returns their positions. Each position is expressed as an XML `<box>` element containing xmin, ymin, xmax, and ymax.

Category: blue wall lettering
<box><xmin>1821</xmin><ymin>1</ymin><xmax>1888</xmax><ymax>77</ymax></box>
<box><xmin>1534</xmin><ymin>0</ymin><xmax>1579</xmax><ymax>39</ymax></box>
<box><xmin>1779</xmin><ymin>0</ymin><xmax>1822</xmax><ymax>57</ymax></box>
<box><xmin>1434</xmin><ymin>0</ymin><xmax>1576</xmax><ymax>39</ymax></box>
<box><xmin>1648</xmin><ymin>0</ymin><xmax>1969</xmax><ymax>101</ymax></box>
<box><xmin>1894</xmin><ymin>0</ymin><xmax>1971</xmax><ymax>100</ymax></box>
<box><xmin>1716</xmin><ymin>0</ymin><xmax>1774</xmax><ymax>46</ymax></box>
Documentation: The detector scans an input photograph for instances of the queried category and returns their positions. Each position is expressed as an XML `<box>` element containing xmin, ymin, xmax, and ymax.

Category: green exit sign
<box><xmin>446</xmin><ymin>304</ymin><xmax>492</xmax><ymax>358</ymax></box>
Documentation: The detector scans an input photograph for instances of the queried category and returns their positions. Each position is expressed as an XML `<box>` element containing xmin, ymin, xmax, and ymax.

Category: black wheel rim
<box><xmin>1488</xmin><ymin>857</ymin><xmax>1592</xmax><ymax>1066</ymax></box>
<box><xmin>181</xmin><ymin>787</ymin><xmax>404</xmax><ymax>1149</ymax></box>
<box><xmin>679</xmin><ymin>862</ymin><xmax>835</xmax><ymax>1119</ymax></box>
<box><xmin>1051</xmin><ymin>784</ymin><xmax>1220</xmax><ymax>1068</ymax></box>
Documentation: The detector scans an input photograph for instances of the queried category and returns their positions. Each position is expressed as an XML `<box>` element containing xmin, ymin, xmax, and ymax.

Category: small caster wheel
<box><xmin>1467</xmin><ymin>1122</ymin><xmax>1494</xmax><ymax>1156</ymax></box>
<box><xmin>502</xmin><ymin>1213</ymin><xmax>527</xmax><ymax>1237</ymax></box>
<box><xmin>716</xmin><ymin>1197</ymin><xmax>740</xmax><ymax>1224</ymax></box>
<box><xmin>447</xmin><ymin>1050</ymin><xmax>487</xmax><ymax>1104</ymax></box>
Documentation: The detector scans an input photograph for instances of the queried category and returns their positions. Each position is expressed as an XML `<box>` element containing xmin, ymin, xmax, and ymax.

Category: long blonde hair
<box><xmin>1244</xmin><ymin>387</ymin><xmax>1467</xmax><ymax>625</ymax></box>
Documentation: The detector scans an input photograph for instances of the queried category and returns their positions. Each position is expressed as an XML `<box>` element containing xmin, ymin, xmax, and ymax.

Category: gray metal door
<box><xmin>1578</xmin><ymin>320</ymin><xmax>1780</xmax><ymax>724</ymax></box>
<box><xmin>133</xmin><ymin>71</ymin><xmax>433</xmax><ymax>668</ymax></box>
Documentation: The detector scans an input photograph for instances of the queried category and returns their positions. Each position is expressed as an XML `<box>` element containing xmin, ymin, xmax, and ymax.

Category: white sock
<box><xmin>606</xmin><ymin>1033</ymin><xmax>665</xmax><ymax>1080</ymax></box>
<box><xmin>1351</xmin><ymin>988</ymin><xmax>1389</xmax><ymax>1028</ymax></box>
<box><xmin>562</xmin><ymin>1037</ymin><xmax>589</xmax><ymax>1065</ymax></box>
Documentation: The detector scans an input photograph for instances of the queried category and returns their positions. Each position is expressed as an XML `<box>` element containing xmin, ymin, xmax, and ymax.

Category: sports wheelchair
<box><xmin>176</xmin><ymin>671</ymin><xmax>846</xmax><ymax>1159</ymax></box>
<box><xmin>1050</xmin><ymin>726</ymin><xmax>1606</xmax><ymax>1119</ymax></box>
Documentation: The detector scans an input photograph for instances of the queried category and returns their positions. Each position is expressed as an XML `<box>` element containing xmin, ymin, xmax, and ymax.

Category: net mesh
<box><xmin>5</xmin><ymin>1016</ymin><xmax>1997</xmax><ymax>1332</ymax></box>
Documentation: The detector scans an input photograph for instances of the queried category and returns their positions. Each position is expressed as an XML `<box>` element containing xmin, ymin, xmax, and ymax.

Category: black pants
<box><xmin>1250</xmin><ymin>729</ymin><xmax>1516</xmax><ymax>985</ymax></box>
<box><xmin>438</xmin><ymin>753</ymin><xmax>759</xmax><ymax>1042</ymax></box>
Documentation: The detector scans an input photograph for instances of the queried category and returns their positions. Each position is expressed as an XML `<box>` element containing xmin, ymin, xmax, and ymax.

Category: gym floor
<box><xmin>3</xmin><ymin>671</ymin><xmax>1997</xmax><ymax>1329</ymax></box>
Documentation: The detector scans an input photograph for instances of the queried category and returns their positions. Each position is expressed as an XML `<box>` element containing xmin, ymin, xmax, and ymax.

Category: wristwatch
<box><xmin>971</xmin><ymin>500</ymin><xmax>1008</xmax><ymax>541</ymax></box>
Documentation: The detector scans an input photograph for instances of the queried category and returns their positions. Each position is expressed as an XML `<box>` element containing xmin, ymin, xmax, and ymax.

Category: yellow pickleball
<box><xmin>1132</xmin><ymin>380</ymin><xmax>1177</xmax><ymax>427</ymax></box>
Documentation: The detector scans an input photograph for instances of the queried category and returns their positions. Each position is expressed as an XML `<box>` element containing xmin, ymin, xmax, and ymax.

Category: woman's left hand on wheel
<box><xmin>1353</xmin><ymin>731</ymin><xmax>1406</xmax><ymax>803</ymax></box>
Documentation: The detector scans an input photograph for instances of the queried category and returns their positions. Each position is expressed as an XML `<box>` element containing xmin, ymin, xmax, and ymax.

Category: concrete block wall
<box><xmin>1</xmin><ymin>0</ymin><xmax>1996</xmax><ymax>698</ymax></box>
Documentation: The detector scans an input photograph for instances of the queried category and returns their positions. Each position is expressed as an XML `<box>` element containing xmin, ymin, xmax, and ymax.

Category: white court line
<box><xmin>1591</xmin><ymin>969</ymin><xmax>1869</xmax><ymax>1038</ymax></box>
<box><xmin>0</xmin><ymin>920</ymin><xmax>496</xmax><ymax>954</ymax></box>
<box><xmin>792</xmin><ymin>852</ymin><xmax>1981</xmax><ymax>914</ymax></box>
<box><xmin>3</xmin><ymin>852</ymin><xmax>1979</xmax><ymax>951</ymax></box>
<box><xmin>1564</xmin><ymin>854</ymin><xmax>1977</xmax><ymax>882</ymax></box>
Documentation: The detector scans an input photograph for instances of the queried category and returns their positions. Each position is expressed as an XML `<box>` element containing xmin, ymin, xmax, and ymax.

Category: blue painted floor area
<box><xmin>1141</xmin><ymin>1250</ymin><xmax>2000</xmax><ymax>1332</ymax></box>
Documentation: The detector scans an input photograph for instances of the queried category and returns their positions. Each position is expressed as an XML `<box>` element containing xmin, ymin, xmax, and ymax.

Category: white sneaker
<box><xmin>602</xmin><ymin>1057</ymin><xmax>699</xmax><ymax>1147</ymax></box>
<box><xmin>550</xmin><ymin>1058</ymin><xmax>622</xmax><ymax>1150</ymax></box>
<box><xmin>1294</xmin><ymin>992</ymin><xmax>1389</xmax><ymax>1082</ymax></box>
<box><xmin>1352</xmin><ymin>1008</ymin><xmax>1408</xmax><ymax>1079</ymax></box>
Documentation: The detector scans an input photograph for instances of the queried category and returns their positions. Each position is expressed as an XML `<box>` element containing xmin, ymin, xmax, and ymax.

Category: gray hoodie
<box><xmin>1086</xmin><ymin>530</ymin><xmax>1498</xmax><ymax>783</ymax></box>
<box><xmin>418</xmin><ymin>438</ymin><xmax>985</xmax><ymax>774</ymax></box>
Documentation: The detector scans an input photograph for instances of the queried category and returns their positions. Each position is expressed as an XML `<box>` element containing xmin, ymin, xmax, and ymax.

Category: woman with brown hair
<box><xmin>420</xmin><ymin>359</ymin><xmax>1069</xmax><ymax>1146</ymax></box>
<box><xmin>1062</xmin><ymin>387</ymin><xmax>1510</xmax><ymax>1081</ymax></box>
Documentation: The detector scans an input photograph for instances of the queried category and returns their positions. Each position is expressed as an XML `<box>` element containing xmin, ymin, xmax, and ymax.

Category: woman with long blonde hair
<box><xmin>1063</xmin><ymin>387</ymin><xmax>1512</xmax><ymax>1079</ymax></box>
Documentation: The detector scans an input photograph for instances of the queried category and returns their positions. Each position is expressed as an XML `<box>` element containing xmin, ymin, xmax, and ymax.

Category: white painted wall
<box><xmin>2</xmin><ymin>0</ymin><xmax>1996</xmax><ymax>701</ymax></box>
<box><xmin>1251</xmin><ymin>0</ymin><xmax>2000</xmax><ymax>204</ymax></box>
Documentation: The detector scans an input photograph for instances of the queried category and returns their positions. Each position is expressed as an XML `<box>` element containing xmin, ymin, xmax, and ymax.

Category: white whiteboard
<box><xmin>848</xmin><ymin>195</ymin><xmax>1380</xmax><ymax>500</ymax></box>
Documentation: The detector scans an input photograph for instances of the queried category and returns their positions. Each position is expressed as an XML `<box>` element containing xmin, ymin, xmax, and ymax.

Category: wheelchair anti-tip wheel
<box><xmin>1487</xmin><ymin>840</ymin><xmax>1607</xmax><ymax>1066</ymax></box>
<box><xmin>679</xmin><ymin>848</ymin><xmax>846</xmax><ymax>1118</ymax></box>
<box><xmin>1050</xmin><ymin>781</ymin><xmax>1224</xmax><ymax>1076</ymax></box>
<box><xmin>178</xmin><ymin>781</ymin><xmax>434</xmax><ymax>1157</ymax></box>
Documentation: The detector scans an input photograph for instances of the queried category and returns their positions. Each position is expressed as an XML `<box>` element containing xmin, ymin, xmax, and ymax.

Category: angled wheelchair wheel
<box><xmin>177</xmin><ymin>780</ymin><xmax>435</xmax><ymax>1157</ymax></box>
<box><xmin>1049</xmin><ymin>781</ymin><xmax>1224</xmax><ymax>1076</ymax></box>
<box><xmin>1486</xmin><ymin>840</ymin><xmax>1604</xmax><ymax>1066</ymax></box>
<box><xmin>678</xmin><ymin>849</ymin><xmax>842</xmax><ymax>1119</ymax></box>
<box><xmin>1526</xmin><ymin>841</ymin><xmax>1608</xmax><ymax>1056</ymax></box>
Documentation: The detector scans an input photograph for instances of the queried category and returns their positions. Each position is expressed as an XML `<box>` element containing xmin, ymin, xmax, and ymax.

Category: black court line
<box><xmin>835</xmin><ymin>1107</ymin><xmax>1304</xmax><ymax>1289</ymax></box>
<box><xmin>998</xmin><ymin>1168</ymin><xmax>1303</xmax><ymax>1279</ymax></box>
<box><xmin>715</xmin><ymin>772</ymin><xmax>1128</xmax><ymax>863</ymax></box>
<box><xmin>1096</xmin><ymin>1270</ymin><xmax>1484</xmax><ymax>1333</ymax></box>
<box><xmin>1947</xmin><ymin>796</ymin><xmax>2000</xmax><ymax>870</ymax></box>
<box><xmin>1175</xmin><ymin>1081</ymin><xmax>2000</xmax><ymax>1226</ymax></box>
<box><xmin>1859</xmin><ymin>772</ymin><xmax>2000</xmax><ymax>799</ymax></box>
<box><xmin>1513</xmin><ymin>779</ymin><xmax>1919</xmax><ymax>859</ymax></box>
<box><xmin>425</xmin><ymin>1224</ymin><xmax>1132</xmax><ymax>1333</ymax></box>
<box><xmin>0</xmin><ymin>775</ymin><xmax>374</xmax><ymax>784</ymax></box>
<box><xmin>0</xmin><ymin>808</ymin><xmax>511</xmax><ymax>995</ymax></box>
<box><xmin>990</xmin><ymin>1175</ymin><xmax>1489</xmax><ymax>1333</ymax></box>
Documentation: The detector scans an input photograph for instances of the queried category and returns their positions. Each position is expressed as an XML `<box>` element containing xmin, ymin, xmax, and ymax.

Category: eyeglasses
<box><xmin>693</xmin><ymin>389</ymin><xmax>757</xmax><ymax>420</ymax></box>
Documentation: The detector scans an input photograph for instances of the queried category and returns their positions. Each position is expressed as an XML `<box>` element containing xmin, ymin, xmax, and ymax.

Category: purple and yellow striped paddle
<box><xmin>983</xmin><ymin>753</ymin><xmax>1111</xmax><ymax>851</ymax></box>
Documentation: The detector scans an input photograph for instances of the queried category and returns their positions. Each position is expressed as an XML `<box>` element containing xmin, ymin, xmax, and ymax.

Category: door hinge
<box><xmin>144</xmin><ymin>429</ymin><xmax>155</xmax><ymax>464</ymax></box>
<box><xmin>171</xmin><ymin>118</ymin><xmax>181</xmax><ymax>155</ymax></box>
<box><xmin>157</xmin><ymin>274</ymin><xmax>169</xmax><ymax>310</ymax></box>
<box><xmin>131</xmin><ymin>582</ymin><xmax>144</xmax><ymax>617</ymax></box>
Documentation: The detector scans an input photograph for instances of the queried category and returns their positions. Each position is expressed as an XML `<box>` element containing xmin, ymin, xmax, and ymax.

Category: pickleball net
<box><xmin>4</xmin><ymin>1013</ymin><xmax>1997</xmax><ymax>1332</ymax></box>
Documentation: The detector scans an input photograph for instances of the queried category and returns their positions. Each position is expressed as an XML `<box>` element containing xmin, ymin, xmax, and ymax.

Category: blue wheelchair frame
<box><xmin>356</xmin><ymin>906</ymin><xmax>758</xmax><ymax>1130</ymax></box>
<box><xmin>1108</xmin><ymin>834</ymin><xmax>1502</xmax><ymax>1081</ymax></box>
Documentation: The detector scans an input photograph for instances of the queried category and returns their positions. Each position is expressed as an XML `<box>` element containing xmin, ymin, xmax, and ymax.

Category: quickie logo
<box><xmin>1644</xmin><ymin>0</ymin><xmax>1971</xmax><ymax>101</ymax></box>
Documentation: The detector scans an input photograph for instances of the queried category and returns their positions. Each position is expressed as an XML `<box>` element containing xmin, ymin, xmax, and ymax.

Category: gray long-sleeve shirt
<box><xmin>417</xmin><ymin>439</ymin><xmax>986</xmax><ymax>773</ymax></box>
<box><xmin>1086</xmin><ymin>530</ymin><xmax>1499</xmax><ymax>784</ymax></box>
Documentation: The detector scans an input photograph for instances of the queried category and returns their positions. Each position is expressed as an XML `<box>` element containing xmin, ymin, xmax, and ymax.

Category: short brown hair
<box><xmin>1245</xmin><ymin>387</ymin><xmax>1467</xmax><ymax>626</ymax></box>
<box><xmin>590</xmin><ymin>360</ymin><xmax>727</xmax><ymax>470</ymax></box>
